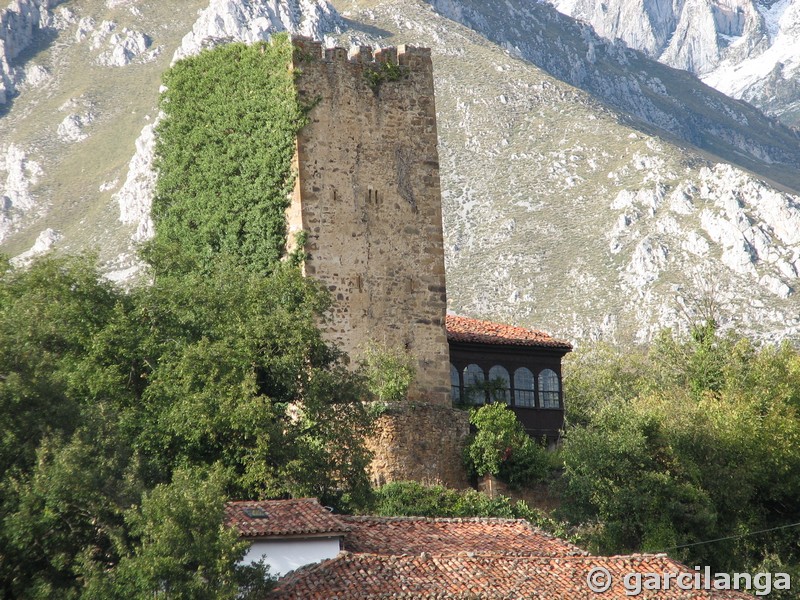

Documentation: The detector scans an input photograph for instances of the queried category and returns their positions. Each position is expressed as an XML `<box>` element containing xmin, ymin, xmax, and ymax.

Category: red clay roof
<box><xmin>270</xmin><ymin>552</ymin><xmax>754</xmax><ymax>599</ymax></box>
<box><xmin>340</xmin><ymin>515</ymin><xmax>585</xmax><ymax>557</ymax></box>
<box><xmin>225</xmin><ymin>499</ymin><xmax>349</xmax><ymax>538</ymax></box>
<box><xmin>446</xmin><ymin>314</ymin><xmax>573</xmax><ymax>351</ymax></box>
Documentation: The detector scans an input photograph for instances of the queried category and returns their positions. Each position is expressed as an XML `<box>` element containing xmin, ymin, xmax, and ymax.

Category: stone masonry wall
<box><xmin>288</xmin><ymin>37</ymin><xmax>451</xmax><ymax>406</ymax></box>
<box><xmin>366</xmin><ymin>403</ymin><xmax>471</xmax><ymax>489</ymax></box>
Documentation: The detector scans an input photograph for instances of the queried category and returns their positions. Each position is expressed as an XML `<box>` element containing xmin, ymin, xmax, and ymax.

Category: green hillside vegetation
<box><xmin>148</xmin><ymin>36</ymin><xmax>306</xmax><ymax>276</ymax></box>
<box><xmin>560</xmin><ymin>325</ymin><xmax>800</xmax><ymax>590</ymax></box>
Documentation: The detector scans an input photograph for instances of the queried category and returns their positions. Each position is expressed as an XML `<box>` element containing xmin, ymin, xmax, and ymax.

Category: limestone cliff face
<box><xmin>557</xmin><ymin>0</ymin><xmax>766</xmax><ymax>75</ymax></box>
<box><xmin>0</xmin><ymin>0</ymin><xmax>65</xmax><ymax>105</ymax></box>
<box><xmin>549</xmin><ymin>0</ymin><xmax>800</xmax><ymax>125</ymax></box>
<box><xmin>428</xmin><ymin>0</ymin><xmax>800</xmax><ymax>188</ymax></box>
<box><xmin>173</xmin><ymin>0</ymin><xmax>339</xmax><ymax>63</ymax></box>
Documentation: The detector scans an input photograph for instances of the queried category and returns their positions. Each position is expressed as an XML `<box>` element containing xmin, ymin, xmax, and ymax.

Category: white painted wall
<box><xmin>242</xmin><ymin>538</ymin><xmax>341</xmax><ymax>576</ymax></box>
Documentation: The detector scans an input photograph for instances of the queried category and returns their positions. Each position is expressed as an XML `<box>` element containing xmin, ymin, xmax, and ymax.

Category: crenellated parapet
<box><xmin>291</xmin><ymin>35</ymin><xmax>432</xmax><ymax>76</ymax></box>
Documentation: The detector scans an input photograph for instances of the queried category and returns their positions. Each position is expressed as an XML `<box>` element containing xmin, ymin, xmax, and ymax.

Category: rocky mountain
<box><xmin>548</xmin><ymin>0</ymin><xmax>800</xmax><ymax>125</ymax></box>
<box><xmin>2</xmin><ymin>0</ymin><xmax>800</xmax><ymax>346</ymax></box>
<box><xmin>425</xmin><ymin>0</ymin><xmax>800</xmax><ymax>192</ymax></box>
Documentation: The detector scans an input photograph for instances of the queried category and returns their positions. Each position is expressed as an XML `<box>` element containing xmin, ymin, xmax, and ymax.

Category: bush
<box><xmin>464</xmin><ymin>403</ymin><xmax>549</xmax><ymax>489</ymax></box>
<box><xmin>360</xmin><ymin>342</ymin><xmax>416</xmax><ymax>403</ymax></box>
<box><xmin>560</xmin><ymin>328</ymin><xmax>800</xmax><ymax>572</ymax></box>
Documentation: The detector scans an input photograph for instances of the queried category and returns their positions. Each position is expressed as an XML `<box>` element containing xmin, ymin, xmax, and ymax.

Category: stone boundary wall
<box><xmin>366</xmin><ymin>403</ymin><xmax>470</xmax><ymax>489</ymax></box>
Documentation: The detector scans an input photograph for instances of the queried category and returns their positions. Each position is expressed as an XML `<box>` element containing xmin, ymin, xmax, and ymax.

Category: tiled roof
<box><xmin>270</xmin><ymin>552</ymin><xmax>754</xmax><ymax>599</ymax></box>
<box><xmin>446</xmin><ymin>314</ymin><xmax>573</xmax><ymax>351</ymax></box>
<box><xmin>340</xmin><ymin>515</ymin><xmax>585</xmax><ymax>557</ymax></box>
<box><xmin>225</xmin><ymin>499</ymin><xmax>349</xmax><ymax>538</ymax></box>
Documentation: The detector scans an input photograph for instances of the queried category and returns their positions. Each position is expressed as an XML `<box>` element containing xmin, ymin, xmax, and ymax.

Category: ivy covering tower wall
<box><xmin>149</xmin><ymin>35</ymin><xmax>304</xmax><ymax>275</ymax></box>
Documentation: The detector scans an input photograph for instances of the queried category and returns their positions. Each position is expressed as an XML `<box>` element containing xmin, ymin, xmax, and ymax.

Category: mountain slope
<box><xmin>549</xmin><ymin>0</ymin><xmax>800</xmax><ymax>126</ymax></box>
<box><xmin>1</xmin><ymin>0</ymin><xmax>799</xmax><ymax>345</ymax></box>
<box><xmin>331</xmin><ymin>0</ymin><xmax>800</xmax><ymax>343</ymax></box>
<box><xmin>424</xmin><ymin>0</ymin><xmax>800</xmax><ymax>194</ymax></box>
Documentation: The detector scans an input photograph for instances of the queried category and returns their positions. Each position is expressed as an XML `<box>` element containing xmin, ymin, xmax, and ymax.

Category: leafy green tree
<box><xmin>464</xmin><ymin>403</ymin><xmax>549</xmax><ymax>489</ymax></box>
<box><xmin>0</xmin><ymin>258</ymin><xmax>374</xmax><ymax>596</ymax></box>
<box><xmin>559</xmin><ymin>396</ymin><xmax>718</xmax><ymax>557</ymax></box>
<box><xmin>1</xmin><ymin>414</ymin><xmax>137</xmax><ymax>599</ymax></box>
<box><xmin>361</xmin><ymin>343</ymin><xmax>416</xmax><ymax>404</ymax></box>
<box><xmin>84</xmin><ymin>467</ymin><xmax>273</xmax><ymax>600</ymax></box>
<box><xmin>0</xmin><ymin>255</ymin><xmax>142</xmax><ymax>599</ymax></box>
<box><xmin>0</xmin><ymin>255</ymin><xmax>123</xmax><ymax>477</ymax></box>
<box><xmin>560</xmin><ymin>325</ymin><xmax>800</xmax><ymax>573</ymax></box>
<box><xmin>125</xmin><ymin>260</ymin><xmax>373</xmax><ymax>505</ymax></box>
<box><xmin>561</xmin><ymin>341</ymin><xmax>650</xmax><ymax>427</ymax></box>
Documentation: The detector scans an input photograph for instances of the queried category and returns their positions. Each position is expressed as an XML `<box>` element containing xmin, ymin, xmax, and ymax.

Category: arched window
<box><xmin>488</xmin><ymin>365</ymin><xmax>511</xmax><ymax>404</ymax></box>
<box><xmin>463</xmin><ymin>364</ymin><xmax>486</xmax><ymax>405</ymax></box>
<box><xmin>450</xmin><ymin>363</ymin><xmax>461</xmax><ymax>402</ymax></box>
<box><xmin>539</xmin><ymin>369</ymin><xmax>561</xmax><ymax>409</ymax></box>
<box><xmin>514</xmin><ymin>367</ymin><xmax>535</xmax><ymax>408</ymax></box>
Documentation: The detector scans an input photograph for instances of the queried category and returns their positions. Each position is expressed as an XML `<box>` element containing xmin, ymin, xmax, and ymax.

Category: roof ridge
<box><xmin>448</xmin><ymin>313</ymin><xmax>551</xmax><ymax>334</ymax></box>
<box><xmin>445</xmin><ymin>314</ymin><xmax>573</xmax><ymax>350</ymax></box>
<box><xmin>226</xmin><ymin>497</ymin><xmax>322</xmax><ymax>505</ymax></box>
<box><xmin>341</xmin><ymin>515</ymin><xmax>531</xmax><ymax>524</ymax></box>
<box><xmin>292</xmin><ymin>550</ymin><xmax>676</xmax><ymax>562</ymax></box>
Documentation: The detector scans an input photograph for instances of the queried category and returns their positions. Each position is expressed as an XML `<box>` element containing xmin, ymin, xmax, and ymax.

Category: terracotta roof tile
<box><xmin>340</xmin><ymin>515</ymin><xmax>585</xmax><ymax>557</ymax></box>
<box><xmin>446</xmin><ymin>314</ymin><xmax>573</xmax><ymax>350</ymax></box>
<box><xmin>270</xmin><ymin>552</ymin><xmax>755</xmax><ymax>599</ymax></box>
<box><xmin>225</xmin><ymin>499</ymin><xmax>349</xmax><ymax>538</ymax></box>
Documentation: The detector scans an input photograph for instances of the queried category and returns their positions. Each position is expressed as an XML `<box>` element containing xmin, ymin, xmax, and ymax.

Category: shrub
<box><xmin>370</xmin><ymin>481</ymin><xmax>572</xmax><ymax>539</ymax></box>
<box><xmin>465</xmin><ymin>403</ymin><xmax>549</xmax><ymax>489</ymax></box>
<box><xmin>360</xmin><ymin>342</ymin><xmax>416</xmax><ymax>403</ymax></box>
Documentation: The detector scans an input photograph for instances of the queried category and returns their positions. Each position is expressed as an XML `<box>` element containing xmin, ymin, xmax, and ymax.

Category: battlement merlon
<box><xmin>291</xmin><ymin>35</ymin><xmax>432</xmax><ymax>72</ymax></box>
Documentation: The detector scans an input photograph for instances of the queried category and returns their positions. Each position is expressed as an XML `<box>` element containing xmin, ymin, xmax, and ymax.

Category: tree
<box><xmin>0</xmin><ymin>255</ymin><xmax>123</xmax><ymax>478</ymax></box>
<box><xmin>560</xmin><ymin>328</ymin><xmax>800</xmax><ymax>573</ymax></box>
<box><xmin>1</xmin><ymin>414</ymin><xmax>136</xmax><ymax>599</ymax></box>
<box><xmin>464</xmin><ymin>403</ymin><xmax>549</xmax><ymax>489</ymax></box>
<box><xmin>85</xmin><ymin>467</ymin><xmax>273</xmax><ymax>600</ymax></box>
<box><xmin>126</xmin><ymin>260</ymin><xmax>374</xmax><ymax>505</ymax></box>
<box><xmin>0</xmin><ymin>256</ymin><xmax>374</xmax><ymax>596</ymax></box>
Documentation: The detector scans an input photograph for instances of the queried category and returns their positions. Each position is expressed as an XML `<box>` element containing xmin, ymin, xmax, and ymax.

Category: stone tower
<box><xmin>287</xmin><ymin>37</ymin><xmax>469</xmax><ymax>487</ymax></box>
<box><xmin>287</xmin><ymin>37</ymin><xmax>451</xmax><ymax>406</ymax></box>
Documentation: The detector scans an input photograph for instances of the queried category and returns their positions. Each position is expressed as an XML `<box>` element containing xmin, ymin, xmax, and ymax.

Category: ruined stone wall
<box><xmin>366</xmin><ymin>403</ymin><xmax>471</xmax><ymax>489</ymax></box>
<box><xmin>287</xmin><ymin>37</ymin><xmax>451</xmax><ymax>405</ymax></box>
